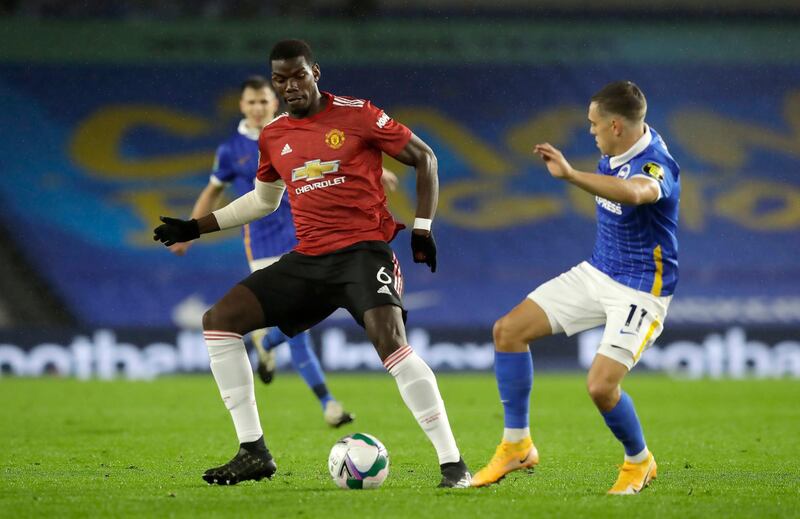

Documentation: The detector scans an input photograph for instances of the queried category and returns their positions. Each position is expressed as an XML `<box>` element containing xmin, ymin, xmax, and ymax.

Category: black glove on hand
<box><xmin>153</xmin><ymin>216</ymin><xmax>200</xmax><ymax>246</ymax></box>
<box><xmin>411</xmin><ymin>230</ymin><xmax>437</xmax><ymax>273</ymax></box>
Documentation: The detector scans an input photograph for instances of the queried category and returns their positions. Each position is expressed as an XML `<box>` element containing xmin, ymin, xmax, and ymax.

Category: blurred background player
<box><xmin>154</xmin><ymin>39</ymin><xmax>471</xmax><ymax>488</ymax></box>
<box><xmin>472</xmin><ymin>81</ymin><xmax>679</xmax><ymax>494</ymax></box>
<box><xmin>169</xmin><ymin>75</ymin><xmax>364</xmax><ymax>427</ymax></box>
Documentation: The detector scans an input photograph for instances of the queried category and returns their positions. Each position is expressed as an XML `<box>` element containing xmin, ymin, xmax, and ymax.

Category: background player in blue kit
<box><xmin>472</xmin><ymin>81</ymin><xmax>680</xmax><ymax>494</ymax></box>
<box><xmin>170</xmin><ymin>76</ymin><xmax>360</xmax><ymax>427</ymax></box>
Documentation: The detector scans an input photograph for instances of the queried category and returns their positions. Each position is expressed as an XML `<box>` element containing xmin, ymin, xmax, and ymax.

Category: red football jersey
<box><xmin>257</xmin><ymin>92</ymin><xmax>411</xmax><ymax>255</ymax></box>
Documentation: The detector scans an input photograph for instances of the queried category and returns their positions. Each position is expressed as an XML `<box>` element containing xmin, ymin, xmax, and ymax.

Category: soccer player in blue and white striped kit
<box><xmin>472</xmin><ymin>81</ymin><xmax>680</xmax><ymax>494</ymax></box>
<box><xmin>170</xmin><ymin>76</ymin><xmax>354</xmax><ymax>427</ymax></box>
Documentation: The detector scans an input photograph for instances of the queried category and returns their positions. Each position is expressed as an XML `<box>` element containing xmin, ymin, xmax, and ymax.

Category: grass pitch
<box><xmin>1</xmin><ymin>373</ymin><xmax>798</xmax><ymax>518</ymax></box>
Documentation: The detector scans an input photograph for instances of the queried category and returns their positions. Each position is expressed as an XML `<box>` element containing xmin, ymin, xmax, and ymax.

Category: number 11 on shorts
<box><xmin>623</xmin><ymin>304</ymin><xmax>648</xmax><ymax>333</ymax></box>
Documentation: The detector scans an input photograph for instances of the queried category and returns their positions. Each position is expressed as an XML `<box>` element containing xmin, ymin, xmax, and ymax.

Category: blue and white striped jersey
<box><xmin>211</xmin><ymin>120</ymin><xmax>297</xmax><ymax>261</ymax></box>
<box><xmin>589</xmin><ymin>126</ymin><xmax>680</xmax><ymax>296</ymax></box>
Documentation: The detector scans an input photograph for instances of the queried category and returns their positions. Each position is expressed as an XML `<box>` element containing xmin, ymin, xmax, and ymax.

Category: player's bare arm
<box><xmin>391</xmin><ymin>133</ymin><xmax>439</xmax><ymax>272</ymax></box>
<box><xmin>153</xmin><ymin>179</ymin><xmax>285</xmax><ymax>246</ymax></box>
<box><xmin>169</xmin><ymin>182</ymin><xmax>225</xmax><ymax>255</ymax></box>
<box><xmin>392</xmin><ymin>133</ymin><xmax>438</xmax><ymax>223</ymax></box>
<box><xmin>533</xmin><ymin>143</ymin><xmax>659</xmax><ymax>206</ymax></box>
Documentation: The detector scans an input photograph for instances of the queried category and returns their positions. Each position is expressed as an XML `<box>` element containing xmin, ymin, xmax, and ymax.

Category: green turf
<box><xmin>1</xmin><ymin>373</ymin><xmax>799</xmax><ymax>518</ymax></box>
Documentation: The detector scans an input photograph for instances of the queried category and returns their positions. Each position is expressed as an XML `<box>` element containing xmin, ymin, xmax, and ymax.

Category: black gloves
<box><xmin>153</xmin><ymin>216</ymin><xmax>200</xmax><ymax>246</ymax></box>
<box><xmin>411</xmin><ymin>230</ymin><xmax>437</xmax><ymax>273</ymax></box>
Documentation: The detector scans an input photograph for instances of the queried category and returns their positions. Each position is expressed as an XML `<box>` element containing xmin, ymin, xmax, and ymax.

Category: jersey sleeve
<box><xmin>361</xmin><ymin>101</ymin><xmax>412</xmax><ymax>157</ymax></box>
<box><xmin>210</xmin><ymin>143</ymin><xmax>235</xmax><ymax>185</ymax></box>
<box><xmin>630</xmin><ymin>159</ymin><xmax>673</xmax><ymax>200</ymax></box>
<box><xmin>256</xmin><ymin>131</ymin><xmax>281</xmax><ymax>182</ymax></box>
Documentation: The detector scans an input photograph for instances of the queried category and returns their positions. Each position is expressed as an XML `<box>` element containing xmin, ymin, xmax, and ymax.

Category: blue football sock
<box><xmin>288</xmin><ymin>332</ymin><xmax>333</xmax><ymax>409</ymax></box>
<box><xmin>262</xmin><ymin>327</ymin><xmax>289</xmax><ymax>351</ymax></box>
<box><xmin>495</xmin><ymin>351</ymin><xmax>533</xmax><ymax>429</ymax></box>
<box><xmin>601</xmin><ymin>391</ymin><xmax>646</xmax><ymax>457</ymax></box>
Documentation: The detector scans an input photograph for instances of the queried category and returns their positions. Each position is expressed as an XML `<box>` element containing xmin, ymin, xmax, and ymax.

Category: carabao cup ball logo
<box><xmin>325</xmin><ymin>128</ymin><xmax>345</xmax><ymax>149</ymax></box>
<box><xmin>328</xmin><ymin>432</ymin><xmax>390</xmax><ymax>489</ymax></box>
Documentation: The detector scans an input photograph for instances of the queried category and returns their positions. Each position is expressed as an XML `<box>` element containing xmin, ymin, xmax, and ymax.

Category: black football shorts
<box><xmin>239</xmin><ymin>240</ymin><xmax>406</xmax><ymax>337</ymax></box>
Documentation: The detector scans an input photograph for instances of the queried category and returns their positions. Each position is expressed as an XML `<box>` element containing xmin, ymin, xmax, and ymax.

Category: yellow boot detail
<box><xmin>608</xmin><ymin>452</ymin><xmax>658</xmax><ymax>495</ymax></box>
<box><xmin>471</xmin><ymin>437</ymin><xmax>539</xmax><ymax>487</ymax></box>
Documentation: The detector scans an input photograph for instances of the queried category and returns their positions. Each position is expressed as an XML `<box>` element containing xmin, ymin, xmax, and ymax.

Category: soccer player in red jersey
<box><xmin>154</xmin><ymin>40</ymin><xmax>471</xmax><ymax>488</ymax></box>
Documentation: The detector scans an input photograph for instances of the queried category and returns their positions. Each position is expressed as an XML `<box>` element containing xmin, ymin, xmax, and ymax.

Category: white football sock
<box><xmin>625</xmin><ymin>446</ymin><xmax>650</xmax><ymax>464</ymax></box>
<box><xmin>204</xmin><ymin>331</ymin><xmax>263</xmax><ymax>443</ymax></box>
<box><xmin>384</xmin><ymin>346</ymin><xmax>460</xmax><ymax>464</ymax></box>
<box><xmin>503</xmin><ymin>427</ymin><xmax>531</xmax><ymax>442</ymax></box>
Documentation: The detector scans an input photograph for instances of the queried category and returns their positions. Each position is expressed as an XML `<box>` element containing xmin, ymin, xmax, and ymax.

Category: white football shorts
<box><xmin>528</xmin><ymin>261</ymin><xmax>671</xmax><ymax>370</ymax></box>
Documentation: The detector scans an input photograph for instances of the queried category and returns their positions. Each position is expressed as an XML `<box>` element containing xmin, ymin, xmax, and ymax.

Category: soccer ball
<box><xmin>328</xmin><ymin>433</ymin><xmax>389</xmax><ymax>489</ymax></box>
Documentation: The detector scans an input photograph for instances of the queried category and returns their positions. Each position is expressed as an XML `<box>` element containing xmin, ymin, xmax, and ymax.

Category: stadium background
<box><xmin>1</xmin><ymin>1</ymin><xmax>799</xmax><ymax>380</ymax></box>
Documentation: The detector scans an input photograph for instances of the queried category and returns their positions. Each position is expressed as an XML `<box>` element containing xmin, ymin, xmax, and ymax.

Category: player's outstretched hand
<box><xmin>153</xmin><ymin>216</ymin><xmax>200</xmax><ymax>247</ymax></box>
<box><xmin>411</xmin><ymin>229</ymin><xmax>437</xmax><ymax>273</ymax></box>
<box><xmin>533</xmin><ymin>143</ymin><xmax>574</xmax><ymax>180</ymax></box>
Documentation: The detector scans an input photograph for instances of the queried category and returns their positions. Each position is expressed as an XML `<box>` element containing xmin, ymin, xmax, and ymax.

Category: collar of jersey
<box><xmin>237</xmin><ymin>119</ymin><xmax>261</xmax><ymax>141</ymax></box>
<box><xmin>609</xmin><ymin>124</ymin><xmax>651</xmax><ymax>169</ymax></box>
<box><xmin>284</xmin><ymin>92</ymin><xmax>335</xmax><ymax>125</ymax></box>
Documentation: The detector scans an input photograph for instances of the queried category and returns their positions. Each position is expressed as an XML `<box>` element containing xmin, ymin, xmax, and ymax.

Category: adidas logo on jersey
<box><xmin>281</xmin><ymin>143</ymin><xmax>293</xmax><ymax>156</ymax></box>
<box><xmin>377</xmin><ymin>285</ymin><xmax>392</xmax><ymax>295</ymax></box>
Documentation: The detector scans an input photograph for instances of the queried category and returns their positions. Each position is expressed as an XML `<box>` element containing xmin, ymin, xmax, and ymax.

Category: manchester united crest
<box><xmin>325</xmin><ymin>129</ymin><xmax>345</xmax><ymax>150</ymax></box>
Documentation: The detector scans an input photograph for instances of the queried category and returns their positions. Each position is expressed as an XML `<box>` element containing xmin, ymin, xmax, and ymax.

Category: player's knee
<box><xmin>202</xmin><ymin>303</ymin><xmax>240</xmax><ymax>333</ymax></box>
<box><xmin>364</xmin><ymin>307</ymin><xmax>407</xmax><ymax>361</ymax></box>
<box><xmin>586</xmin><ymin>379</ymin><xmax>617</xmax><ymax>408</ymax></box>
<box><xmin>202</xmin><ymin>308</ymin><xmax>216</xmax><ymax>331</ymax></box>
<box><xmin>368</xmin><ymin>322</ymin><xmax>404</xmax><ymax>359</ymax></box>
<box><xmin>493</xmin><ymin>316</ymin><xmax>526</xmax><ymax>352</ymax></box>
<box><xmin>374</xmin><ymin>337</ymin><xmax>404</xmax><ymax>361</ymax></box>
<box><xmin>586</xmin><ymin>380</ymin><xmax>606</xmax><ymax>402</ymax></box>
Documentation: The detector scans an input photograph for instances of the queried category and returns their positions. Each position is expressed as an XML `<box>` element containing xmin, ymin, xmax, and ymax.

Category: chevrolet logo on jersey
<box><xmin>642</xmin><ymin>162</ymin><xmax>664</xmax><ymax>182</ymax></box>
<box><xmin>291</xmin><ymin>159</ymin><xmax>341</xmax><ymax>182</ymax></box>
